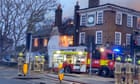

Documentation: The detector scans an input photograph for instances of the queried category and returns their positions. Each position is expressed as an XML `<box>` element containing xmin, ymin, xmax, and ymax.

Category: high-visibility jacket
<box><xmin>18</xmin><ymin>57</ymin><xmax>24</xmax><ymax>65</ymax></box>
<box><xmin>125</xmin><ymin>63</ymin><xmax>133</xmax><ymax>74</ymax></box>
<box><xmin>115</xmin><ymin>62</ymin><xmax>123</xmax><ymax>74</ymax></box>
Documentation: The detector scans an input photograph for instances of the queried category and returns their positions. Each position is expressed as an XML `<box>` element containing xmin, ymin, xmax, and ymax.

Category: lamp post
<box><xmin>26</xmin><ymin>32</ymin><xmax>32</xmax><ymax>75</ymax></box>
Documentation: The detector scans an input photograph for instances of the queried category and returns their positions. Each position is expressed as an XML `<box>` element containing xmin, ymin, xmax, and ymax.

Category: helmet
<box><xmin>116</xmin><ymin>56</ymin><xmax>121</xmax><ymax>61</ymax></box>
<box><xmin>35</xmin><ymin>56</ymin><xmax>39</xmax><ymax>58</ymax></box>
<box><xmin>41</xmin><ymin>56</ymin><xmax>44</xmax><ymax>58</ymax></box>
<box><xmin>127</xmin><ymin>58</ymin><xmax>132</xmax><ymax>62</ymax></box>
<box><xmin>137</xmin><ymin>60</ymin><xmax>140</xmax><ymax>65</ymax></box>
<box><xmin>19</xmin><ymin>52</ymin><xmax>23</xmax><ymax>57</ymax></box>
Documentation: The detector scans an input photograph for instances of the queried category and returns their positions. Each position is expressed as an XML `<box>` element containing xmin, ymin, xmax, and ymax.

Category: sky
<box><xmin>59</xmin><ymin>0</ymin><xmax>140</xmax><ymax>18</ymax></box>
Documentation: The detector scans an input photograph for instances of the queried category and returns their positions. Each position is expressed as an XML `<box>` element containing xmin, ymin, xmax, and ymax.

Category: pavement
<box><xmin>0</xmin><ymin>65</ymin><xmax>139</xmax><ymax>84</ymax></box>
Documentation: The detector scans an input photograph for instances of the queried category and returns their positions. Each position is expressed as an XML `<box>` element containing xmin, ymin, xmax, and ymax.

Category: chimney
<box><xmin>73</xmin><ymin>1</ymin><xmax>80</xmax><ymax>46</ymax></box>
<box><xmin>55</xmin><ymin>4</ymin><xmax>62</xmax><ymax>28</ymax></box>
<box><xmin>88</xmin><ymin>0</ymin><xmax>100</xmax><ymax>8</ymax></box>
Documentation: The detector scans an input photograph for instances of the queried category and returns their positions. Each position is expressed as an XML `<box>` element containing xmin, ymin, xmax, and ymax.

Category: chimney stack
<box><xmin>88</xmin><ymin>0</ymin><xmax>100</xmax><ymax>8</ymax></box>
<box><xmin>73</xmin><ymin>1</ymin><xmax>80</xmax><ymax>46</ymax></box>
<box><xmin>55</xmin><ymin>4</ymin><xmax>62</xmax><ymax>28</ymax></box>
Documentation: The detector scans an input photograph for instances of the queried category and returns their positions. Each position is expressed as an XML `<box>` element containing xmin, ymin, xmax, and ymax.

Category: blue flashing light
<box><xmin>113</xmin><ymin>48</ymin><xmax>120</xmax><ymax>52</ymax></box>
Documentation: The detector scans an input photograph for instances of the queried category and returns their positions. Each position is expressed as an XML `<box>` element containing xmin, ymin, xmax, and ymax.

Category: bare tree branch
<box><xmin>0</xmin><ymin>0</ymin><xmax>58</xmax><ymax>56</ymax></box>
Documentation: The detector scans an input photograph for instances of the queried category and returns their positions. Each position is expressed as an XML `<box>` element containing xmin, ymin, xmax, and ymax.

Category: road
<box><xmin>0</xmin><ymin>65</ymin><xmax>115</xmax><ymax>84</ymax></box>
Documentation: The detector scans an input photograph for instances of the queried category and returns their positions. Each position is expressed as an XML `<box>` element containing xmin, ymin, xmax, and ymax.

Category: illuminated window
<box><xmin>43</xmin><ymin>39</ymin><xmax>48</xmax><ymax>47</ymax></box>
<box><xmin>59</xmin><ymin>35</ymin><xmax>69</xmax><ymax>47</ymax></box>
<box><xmin>59</xmin><ymin>35</ymin><xmax>73</xmax><ymax>47</ymax></box>
<box><xmin>68</xmin><ymin>36</ymin><xmax>73</xmax><ymax>45</ymax></box>
<box><xmin>34</xmin><ymin>38</ymin><xmax>38</xmax><ymax>47</ymax></box>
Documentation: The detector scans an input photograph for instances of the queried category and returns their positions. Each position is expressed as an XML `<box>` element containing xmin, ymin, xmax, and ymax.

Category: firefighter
<box><xmin>115</xmin><ymin>56</ymin><xmax>123</xmax><ymax>84</ymax></box>
<box><xmin>137</xmin><ymin>60</ymin><xmax>140</xmax><ymax>83</ymax></box>
<box><xmin>18</xmin><ymin>52</ymin><xmax>24</xmax><ymax>76</ymax></box>
<box><xmin>34</xmin><ymin>56</ymin><xmax>40</xmax><ymax>71</ymax></box>
<box><xmin>125</xmin><ymin>57</ymin><xmax>133</xmax><ymax>84</ymax></box>
<box><xmin>40</xmin><ymin>56</ymin><xmax>45</xmax><ymax>72</ymax></box>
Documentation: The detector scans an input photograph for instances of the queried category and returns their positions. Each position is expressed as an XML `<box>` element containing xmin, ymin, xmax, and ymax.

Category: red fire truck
<box><xmin>52</xmin><ymin>46</ymin><xmax>116</xmax><ymax>76</ymax></box>
<box><xmin>88</xmin><ymin>47</ymin><xmax>115</xmax><ymax>77</ymax></box>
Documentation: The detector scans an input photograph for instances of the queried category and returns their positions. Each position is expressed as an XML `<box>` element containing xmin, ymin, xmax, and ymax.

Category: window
<box><xmin>34</xmin><ymin>38</ymin><xmax>38</xmax><ymax>47</ymax></box>
<box><xmin>96</xmin><ymin>31</ymin><xmax>102</xmax><ymax>44</ymax></box>
<box><xmin>87</xmin><ymin>13</ymin><xmax>96</xmax><ymax>26</ymax></box>
<box><xmin>97</xmin><ymin>11</ymin><xmax>103</xmax><ymax>24</ymax></box>
<box><xmin>79</xmin><ymin>32</ymin><xmax>85</xmax><ymax>44</ymax></box>
<box><xmin>116</xmin><ymin>12</ymin><xmax>122</xmax><ymax>25</ymax></box>
<box><xmin>115</xmin><ymin>32</ymin><xmax>121</xmax><ymax>45</ymax></box>
<box><xmin>126</xmin><ymin>34</ymin><xmax>131</xmax><ymax>45</ymax></box>
<box><xmin>137</xmin><ymin>18</ymin><xmax>140</xmax><ymax>29</ymax></box>
<box><xmin>80</xmin><ymin>15</ymin><xmax>86</xmax><ymax>26</ymax></box>
<box><xmin>127</xmin><ymin>15</ymin><xmax>133</xmax><ymax>27</ymax></box>
<box><xmin>43</xmin><ymin>39</ymin><xmax>48</xmax><ymax>47</ymax></box>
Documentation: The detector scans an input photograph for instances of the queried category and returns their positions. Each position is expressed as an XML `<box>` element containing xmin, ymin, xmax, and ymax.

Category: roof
<box><xmin>32</xmin><ymin>28</ymin><xmax>52</xmax><ymax>38</ymax></box>
<box><xmin>78</xmin><ymin>3</ymin><xmax>140</xmax><ymax>17</ymax></box>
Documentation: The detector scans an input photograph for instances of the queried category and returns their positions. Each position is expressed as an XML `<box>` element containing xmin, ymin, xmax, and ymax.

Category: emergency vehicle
<box><xmin>52</xmin><ymin>46</ymin><xmax>116</xmax><ymax>76</ymax></box>
<box><xmin>90</xmin><ymin>48</ymin><xmax>115</xmax><ymax>77</ymax></box>
<box><xmin>52</xmin><ymin>46</ymin><xmax>88</xmax><ymax>73</ymax></box>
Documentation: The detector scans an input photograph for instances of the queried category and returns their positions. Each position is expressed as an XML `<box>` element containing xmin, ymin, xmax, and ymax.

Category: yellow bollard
<box><xmin>58</xmin><ymin>63</ymin><xmax>64</xmax><ymax>83</ymax></box>
<box><xmin>23</xmin><ymin>63</ymin><xmax>28</xmax><ymax>76</ymax></box>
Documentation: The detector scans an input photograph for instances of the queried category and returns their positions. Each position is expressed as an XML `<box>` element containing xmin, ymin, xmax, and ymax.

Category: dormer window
<box><xmin>116</xmin><ymin>12</ymin><xmax>122</xmax><ymax>25</ymax></box>
<box><xmin>127</xmin><ymin>15</ymin><xmax>133</xmax><ymax>27</ymax></box>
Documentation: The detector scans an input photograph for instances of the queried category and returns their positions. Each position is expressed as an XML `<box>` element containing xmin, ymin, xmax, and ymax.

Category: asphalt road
<box><xmin>0</xmin><ymin>65</ymin><xmax>115</xmax><ymax>84</ymax></box>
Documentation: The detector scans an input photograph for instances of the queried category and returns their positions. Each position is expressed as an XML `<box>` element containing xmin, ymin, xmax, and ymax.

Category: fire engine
<box><xmin>52</xmin><ymin>46</ymin><xmax>88</xmax><ymax>73</ymax></box>
<box><xmin>52</xmin><ymin>46</ymin><xmax>117</xmax><ymax>76</ymax></box>
<box><xmin>90</xmin><ymin>47</ymin><xmax>115</xmax><ymax>77</ymax></box>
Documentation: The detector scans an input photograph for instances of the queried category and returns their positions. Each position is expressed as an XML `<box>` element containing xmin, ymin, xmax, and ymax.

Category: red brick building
<box><xmin>78</xmin><ymin>0</ymin><xmax>140</xmax><ymax>53</ymax></box>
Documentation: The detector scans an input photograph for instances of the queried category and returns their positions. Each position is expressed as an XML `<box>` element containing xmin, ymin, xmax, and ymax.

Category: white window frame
<box><xmin>80</xmin><ymin>14</ymin><xmax>86</xmax><ymax>26</ymax></box>
<box><xmin>127</xmin><ymin>14</ymin><xmax>133</xmax><ymax>27</ymax></box>
<box><xmin>97</xmin><ymin>11</ymin><xmax>103</xmax><ymax>24</ymax></box>
<box><xmin>79</xmin><ymin>32</ymin><xmax>85</xmax><ymax>44</ymax></box>
<box><xmin>115</xmin><ymin>32</ymin><xmax>121</xmax><ymax>45</ymax></box>
<box><xmin>96</xmin><ymin>31</ymin><xmax>102</xmax><ymax>44</ymax></box>
<box><xmin>86</xmin><ymin>12</ymin><xmax>96</xmax><ymax>26</ymax></box>
<box><xmin>126</xmin><ymin>34</ymin><xmax>131</xmax><ymax>45</ymax></box>
<box><xmin>115</xmin><ymin>12</ymin><xmax>122</xmax><ymax>25</ymax></box>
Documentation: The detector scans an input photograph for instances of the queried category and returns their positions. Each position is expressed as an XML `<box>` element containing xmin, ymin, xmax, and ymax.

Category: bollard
<box><xmin>23</xmin><ymin>63</ymin><xmax>28</xmax><ymax>76</ymax></box>
<box><xmin>58</xmin><ymin>63</ymin><xmax>64</xmax><ymax>84</ymax></box>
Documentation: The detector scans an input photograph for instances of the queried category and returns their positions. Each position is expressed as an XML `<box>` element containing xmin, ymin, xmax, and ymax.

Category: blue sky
<box><xmin>59</xmin><ymin>0</ymin><xmax>140</xmax><ymax>18</ymax></box>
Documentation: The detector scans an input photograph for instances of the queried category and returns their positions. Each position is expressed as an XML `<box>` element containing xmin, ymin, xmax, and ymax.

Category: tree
<box><xmin>0</xmin><ymin>0</ymin><xmax>58</xmax><ymax>56</ymax></box>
